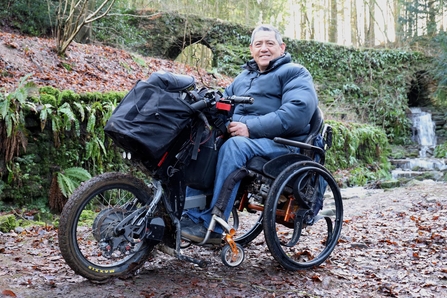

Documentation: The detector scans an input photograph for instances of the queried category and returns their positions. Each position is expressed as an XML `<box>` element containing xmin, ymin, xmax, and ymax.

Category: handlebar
<box><xmin>227</xmin><ymin>95</ymin><xmax>254</xmax><ymax>104</ymax></box>
<box><xmin>190</xmin><ymin>94</ymin><xmax>254</xmax><ymax>111</ymax></box>
<box><xmin>190</xmin><ymin>99</ymin><xmax>210</xmax><ymax>111</ymax></box>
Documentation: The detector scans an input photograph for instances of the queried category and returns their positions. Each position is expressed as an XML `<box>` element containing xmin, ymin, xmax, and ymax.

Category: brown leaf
<box><xmin>2</xmin><ymin>289</ymin><xmax>17</xmax><ymax>297</ymax></box>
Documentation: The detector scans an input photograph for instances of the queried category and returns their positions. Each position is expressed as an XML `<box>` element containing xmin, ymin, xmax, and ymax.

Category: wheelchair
<box><xmin>186</xmin><ymin>107</ymin><xmax>344</xmax><ymax>270</ymax></box>
<box><xmin>58</xmin><ymin>73</ymin><xmax>343</xmax><ymax>281</ymax></box>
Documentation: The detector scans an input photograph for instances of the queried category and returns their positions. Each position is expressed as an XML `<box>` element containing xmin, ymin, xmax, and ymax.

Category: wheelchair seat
<box><xmin>246</xmin><ymin>107</ymin><xmax>326</xmax><ymax>176</ymax></box>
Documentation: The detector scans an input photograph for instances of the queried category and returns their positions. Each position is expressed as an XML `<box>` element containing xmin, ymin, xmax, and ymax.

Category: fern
<box><xmin>38</xmin><ymin>103</ymin><xmax>54</xmax><ymax>131</ymax></box>
<box><xmin>73</xmin><ymin>101</ymin><xmax>85</xmax><ymax>122</ymax></box>
<box><xmin>58</xmin><ymin>102</ymin><xmax>78</xmax><ymax>132</ymax></box>
<box><xmin>56</xmin><ymin>167</ymin><xmax>91</xmax><ymax>198</ymax></box>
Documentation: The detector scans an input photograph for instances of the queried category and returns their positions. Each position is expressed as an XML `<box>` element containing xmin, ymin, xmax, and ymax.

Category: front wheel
<box><xmin>58</xmin><ymin>172</ymin><xmax>158</xmax><ymax>282</ymax></box>
<box><xmin>221</xmin><ymin>243</ymin><xmax>245</xmax><ymax>267</ymax></box>
<box><xmin>263</xmin><ymin>161</ymin><xmax>343</xmax><ymax>270</ymax></box>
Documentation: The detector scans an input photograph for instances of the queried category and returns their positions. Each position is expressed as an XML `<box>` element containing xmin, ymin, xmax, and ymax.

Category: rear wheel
<box><xmin>263</xmin><ymin>161</ymin><xmax>343</xmax><ymax>270</ymax></box>
<box><xmin>58</xmin><ymin>172</ymin><xmax>158</xmax><ymax>282</ymax></box>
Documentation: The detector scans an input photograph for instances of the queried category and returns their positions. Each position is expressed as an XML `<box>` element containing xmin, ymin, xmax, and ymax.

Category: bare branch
<box><xmin>55</xmin><ymin>0</ymin><xmax>117</xmax><ymax>55</ymax></box>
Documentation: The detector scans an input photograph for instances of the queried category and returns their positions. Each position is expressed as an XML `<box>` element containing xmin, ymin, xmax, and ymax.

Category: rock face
<box><xmin>390</xmin><ymin>158</ymin><xmax>447</xmax><ymax>182</ymax></box>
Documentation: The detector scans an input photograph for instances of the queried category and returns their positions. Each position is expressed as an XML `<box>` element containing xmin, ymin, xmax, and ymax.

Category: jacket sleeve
<box><xmin>245</xmin><ymin>66</ymin><xmax>318</xmax><ymax>140</ymax></box>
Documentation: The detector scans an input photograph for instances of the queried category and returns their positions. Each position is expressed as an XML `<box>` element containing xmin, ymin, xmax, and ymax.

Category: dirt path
<box><xmin>1</xmin><ymin>179</ymin><xmax>446</xmax><ymax>298</ymax></box>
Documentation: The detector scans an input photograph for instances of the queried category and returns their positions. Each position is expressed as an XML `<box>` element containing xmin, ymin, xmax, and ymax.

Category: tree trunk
<box><xmin>328</xmin><ymin>0</ymin><xmax>337</xmax><ymax>43</ymax></box>
<box><xmin>351</xmin><ymin>0</ymin><xmax>359</xmax><ymax>47</ymax></box>
<box><xmin>364</xmin><ymin>0</ymin><xmax>376</xmax><ymax>47</ymax></box>
<box><xmin>427</xmin><ymin>0</ymin><xmax>437</xmax><ymax>36</ymax></box>
<box><xmin>394</xmin><ymin>0</ymin><xmax>403</xmax><ymax>47</ymax></box>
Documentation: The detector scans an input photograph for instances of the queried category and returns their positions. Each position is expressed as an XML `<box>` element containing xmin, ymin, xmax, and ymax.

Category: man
<box><xmin>181</xmin><ymin>24</ymin><xmax>319</xmax><ymax>244</ymax></box>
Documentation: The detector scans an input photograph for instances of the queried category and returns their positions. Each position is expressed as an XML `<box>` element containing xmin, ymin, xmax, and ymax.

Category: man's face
<box><xmin>249</xmin><ymin>30</ymin><xmax>286</xmax><ymax>72</ymax></box>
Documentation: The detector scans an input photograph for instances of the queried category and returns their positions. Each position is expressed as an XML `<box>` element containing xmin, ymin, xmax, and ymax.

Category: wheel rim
<box><xmin>71</xmin><ymin>184</ymin><xmax>153</xmax><ymax>269</ymax></box>
<box><xmin>221</xmin><ymin>244</ymin><xmax>245</xmax><ymax>267</ymax></box>
<box><xmin>263</xmin><ymin>162</ymin><xmax>343</xmax><ymax>270</ymax></box>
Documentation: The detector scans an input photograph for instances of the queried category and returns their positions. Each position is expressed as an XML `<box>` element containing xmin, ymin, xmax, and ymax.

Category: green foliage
<box><xmin>39</xmin><ymin>94</ymin><xmax>58</xmax><ymax>106</ymax></box>
<box><xmin>1</xmin><ymin>78</ymin><xmax>127</xmax><ymax>207</ymax></box>
<box><xmin>0</xmin><ymin>214</ymin><xmax>17</xmax><ymax>233</ymax></box>
<box><xmin>434</xmin><ymin>142</ymin><xmax>447</xmax><ymax>158</ymax></box>
<box><xmin>83</xmin><ymin>91</ymin><xmax>104</xmax><ymax>103</ymax></box>
<box><xmin>56</xmin><ymin>167</ymin><xmax>92</xmax><ymax>198</ymax></box>
<box><xmin>60</xmin><ymin>90</ymin><xmax>81</xmax><ymax>104</ymax></box>
<box><xmin>131</xmin><ymin>53</ymin><xmax>147</xmax><ymax>68</ymax></box>
<box><xmin>0</xmin><ymin>0</ymin><xmax>54</xmax><ymax>36</ymax></box>
<box><xmin>325</xmin><ymin>120</ymin><xmax>391</xmax><ymax>186</ymax></box>
<box><xmin>0</xmin><ymin>74</ymin><xmax>37</xmax><ymax>137</ymax></box>
<box><xmin>39</xmin><ymin>86</ymin><xmax>61</xmax><ymax>106</ymax></box>
<box><xmin>93</xmin><ymin>8</ymin><xmax>146</xmax><ymax>49</ymax></box>
<box><xmin>214</xmin><ymin>43</ymin><xmax>251</xmax><ymax>77</ymax></box>
<box><xmin>285</xmin><ymin>39</ymin><xmax>429</xmax><ymax>144</ymax></box>
<box><xmin>431</xmin><ymin>32</ymin><xmax>447</xmax><ymax>103</ymax></box>
<box><xmin>79</xmin><ymin>210</ymin><xmax>96</xmax><ymax>226</ymax></box>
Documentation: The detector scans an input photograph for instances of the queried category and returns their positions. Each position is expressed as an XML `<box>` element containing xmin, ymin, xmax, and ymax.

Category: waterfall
<box><xmin>410</xmin><ymin>107</ymin><xmax>437</xmax><ymax>158</ymax></box>
<box><xmin>390</xmin><ymin>108</ymin><xmax>444</xmax><ymax>181</ymax></box>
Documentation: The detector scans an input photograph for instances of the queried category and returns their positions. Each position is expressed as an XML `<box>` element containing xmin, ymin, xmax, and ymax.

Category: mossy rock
<box><xmin>380</xmin><ymin>179</ymin><xmax>401</xmax><ymax>189</ymax></box>
<box><xmin>0</xmin><ymin>214</ymin><xmax>17</xmax><ymax>233</ymax></box>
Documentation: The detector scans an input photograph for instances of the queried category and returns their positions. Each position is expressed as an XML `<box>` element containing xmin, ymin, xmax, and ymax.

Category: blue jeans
<box><xmin>184</xmin><ymin>136</ymin><xmax>299</xmax><ymax>233</ymax></box>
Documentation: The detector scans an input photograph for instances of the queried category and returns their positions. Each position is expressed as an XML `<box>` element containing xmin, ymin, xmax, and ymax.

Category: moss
<box><xmin>0</xmin><ymin>214</ymin><xmax>17</xmax><ymax>232</ymax></box>
<box><xmin>79</xmin><ymin>209</ymin><xmax>96</xmax><ymax>227</ymax></box>
<box><xmin>39</xmin><ymin>93</ymin><xmax>57</xmax><ymax>106</ymax></box>
<box><xmin>380</xmin><ymin>179</ymin><xmax>401</xmax><ymax>189</ymax></box>
<box><xmin>60</xmin><ymin>90</ymin><xmax>81</xmax><ymax>104</ymax></box>
<box><xmin>39</xmin><ymin>86</ymin><xmax>61</xmax><ymax>105</ymax></box>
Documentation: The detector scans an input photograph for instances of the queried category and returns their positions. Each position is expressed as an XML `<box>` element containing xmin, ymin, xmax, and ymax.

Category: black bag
<box><xmin>183</xmin><ymin>125</ymin><xmax>225</xmax><ymax>190</ymax></box>
<box><xmin>104</xmin><ymin>71</ymin><xmax>197</xmax><ymax>160</ymax></box>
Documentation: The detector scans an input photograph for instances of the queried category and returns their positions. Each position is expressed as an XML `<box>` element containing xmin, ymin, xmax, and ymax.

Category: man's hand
<box><xmin>227</xmin><ymin>121</ymin><xmax>249</xmax><ymax>137</ymax></box>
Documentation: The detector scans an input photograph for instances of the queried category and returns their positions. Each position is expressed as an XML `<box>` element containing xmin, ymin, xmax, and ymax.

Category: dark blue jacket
<box><xmin>224</xmin><ymin>53</ymin><xmax>318</xmax><ymax>142</ymax></box>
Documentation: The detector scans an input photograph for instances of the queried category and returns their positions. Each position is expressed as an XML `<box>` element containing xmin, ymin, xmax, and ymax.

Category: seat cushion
<box><xmin>262</xmin><ymin>153</ymin><xmax>312</xmax><ymax>178</ymax></box>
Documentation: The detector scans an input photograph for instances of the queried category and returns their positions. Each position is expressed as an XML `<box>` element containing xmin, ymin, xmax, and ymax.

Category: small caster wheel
<box><xmin>221</xmin><ymin>243</ymin><xmax>245</xmax><ymax>267</ymax></box>
<box><xmin>180</xmin><ymin>238</ymin><xmax>191</xmax><ymax>249</ymax></box>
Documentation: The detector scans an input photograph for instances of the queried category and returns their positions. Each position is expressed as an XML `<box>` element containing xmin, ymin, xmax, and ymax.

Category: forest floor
<box><xmin>1</xmin><ymin>179</ymin><xmax>446</xmax><ymax>298</ymax></box>
<box><xmin>1</xmin><ymin>30</ymin><xmax>447</xmax><ymax>297</ymax></box>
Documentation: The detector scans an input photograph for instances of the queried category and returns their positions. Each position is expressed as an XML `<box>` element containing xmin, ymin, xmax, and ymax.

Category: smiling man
<box><xmin>181</xmin><ymin>24</ymin><xmax>320</xmax><ymax>244</ymax></box>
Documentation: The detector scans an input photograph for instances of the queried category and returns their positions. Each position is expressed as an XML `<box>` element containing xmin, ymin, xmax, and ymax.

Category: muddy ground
<box><xmin>1</xmin><ymin>179</ymin><xmax>446</xmax><ymax>298</ymax></box>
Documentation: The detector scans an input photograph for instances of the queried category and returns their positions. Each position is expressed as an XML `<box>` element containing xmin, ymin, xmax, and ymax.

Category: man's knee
<box><xmin>217</xmin><ymin>137</ymin><xmax>252</xmax><ymax>167</ymax></box>
<box><xmin>220</xmin><ymin>136</ymin><xmax>251</xmax><ymax>153</ymax></box>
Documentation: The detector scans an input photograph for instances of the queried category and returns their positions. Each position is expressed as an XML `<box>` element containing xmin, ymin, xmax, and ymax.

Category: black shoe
<box><xmin>181</xmin><ymin>223</ymin><xmax>222</xmax><ymax>245</ymax></box>
<box><xmin>180</xmin><ymin>216</ymin><xmax>196</xmax><ymax>229</ymax></box>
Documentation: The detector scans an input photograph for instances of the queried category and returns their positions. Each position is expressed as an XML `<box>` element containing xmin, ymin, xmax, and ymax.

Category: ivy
<box><xmin>325</xmin><ymin>120</ymin><xmax>391</xmax><ymax>187</ymax></box>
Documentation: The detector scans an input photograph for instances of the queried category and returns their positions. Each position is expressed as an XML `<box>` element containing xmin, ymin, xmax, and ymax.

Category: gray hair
<box><xmin>250</xmin><ymin>24</ymin><xmax>283</xmax><ymax>45</ymax></box>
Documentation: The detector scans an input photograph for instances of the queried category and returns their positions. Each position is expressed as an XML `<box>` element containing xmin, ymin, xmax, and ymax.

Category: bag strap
<box><xmin>191</xmin><ymin>123</ymin><xmax>205</xmax><ymax>160</ymax></box>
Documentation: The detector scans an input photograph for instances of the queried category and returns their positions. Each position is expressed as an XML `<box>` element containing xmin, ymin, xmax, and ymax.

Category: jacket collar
<box><xmin>243</xmin><ymin>53</ymin><xmax>292</xmax><ymax>73</ymax></box>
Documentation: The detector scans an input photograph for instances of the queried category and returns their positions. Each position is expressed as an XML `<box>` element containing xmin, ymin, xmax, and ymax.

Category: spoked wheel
<box><xmin>58</xmin><ymin>172</ymin><xmax>158</xmax><ymax>282</ymax></box>
<box><xmin>263</xmin><ymin>161</ymin><xmax>343</xmax><ymax>270</ymax></box>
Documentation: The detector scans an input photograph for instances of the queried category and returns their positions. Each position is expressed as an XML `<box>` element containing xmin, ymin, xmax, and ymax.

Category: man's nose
<box><xmin>260</xmin><ymin>44</ymin><xmax>268</xmax><ymax>51</ymax></box>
